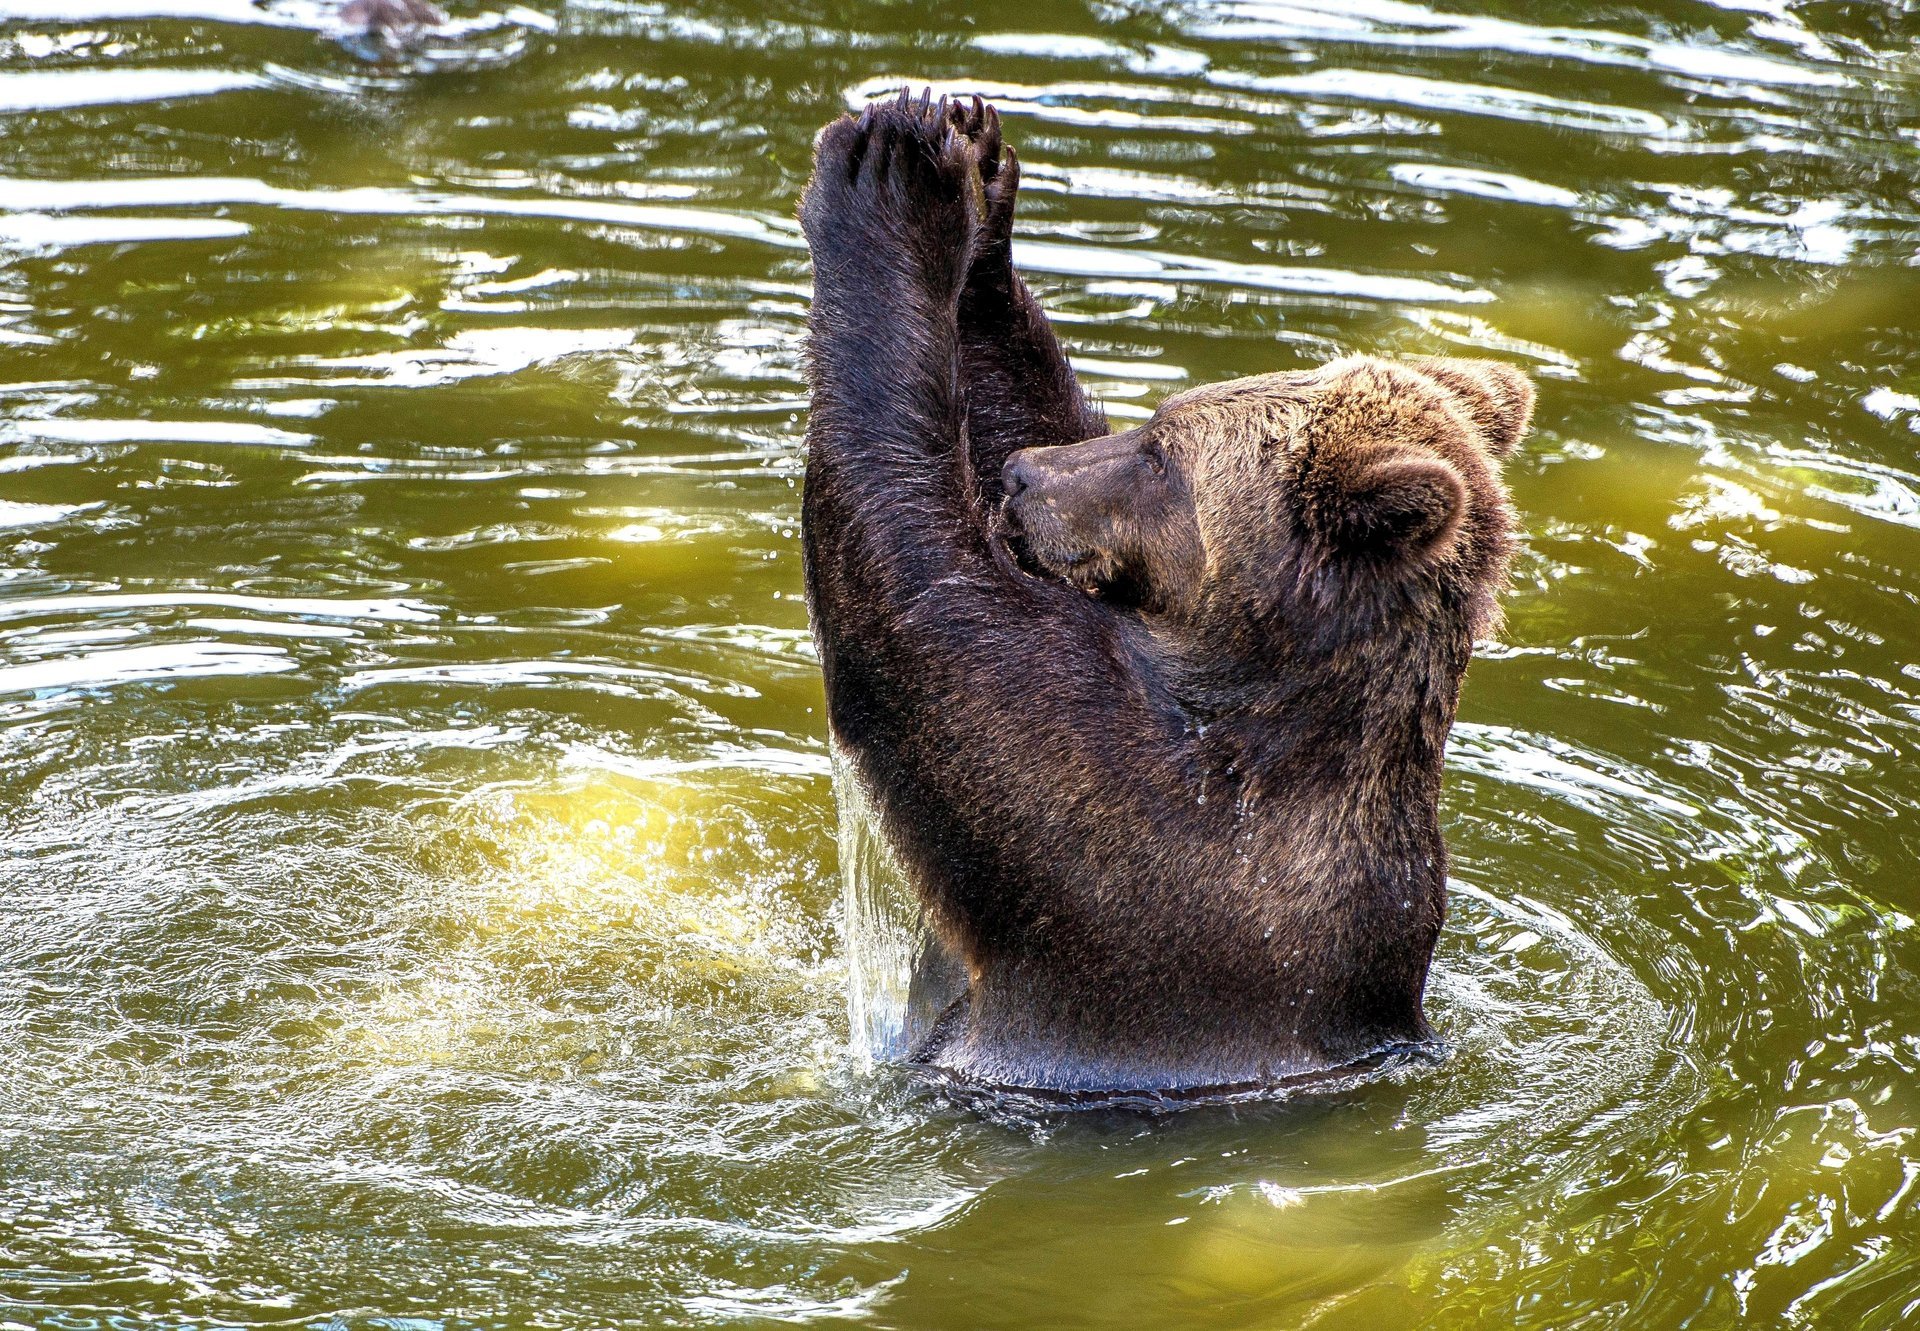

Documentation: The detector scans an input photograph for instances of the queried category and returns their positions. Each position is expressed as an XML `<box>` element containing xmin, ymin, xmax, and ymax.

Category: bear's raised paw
<box><xmin>801</xmin><ymin>89</ymin><xmax>990</xmax><ymax>305</ymax></box>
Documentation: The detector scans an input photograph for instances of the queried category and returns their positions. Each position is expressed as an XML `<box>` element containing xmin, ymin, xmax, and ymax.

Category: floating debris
<box><xmin>337</xmin><ymin>0</ymin><xmax>448</xmax><ymax>58</ymax></box>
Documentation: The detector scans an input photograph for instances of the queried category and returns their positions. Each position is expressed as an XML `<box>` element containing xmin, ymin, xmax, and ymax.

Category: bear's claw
<box><xmin>945</xmin><ymin>95</ymin><xmax>1003</xmax><ymax>179</ymax></box>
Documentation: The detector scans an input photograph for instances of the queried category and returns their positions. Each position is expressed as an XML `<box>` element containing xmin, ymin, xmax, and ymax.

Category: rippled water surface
<box><xmin>3</xmin><ymin>1</ymin><xmax>1919</xmax><ymax>1326</ymax></box>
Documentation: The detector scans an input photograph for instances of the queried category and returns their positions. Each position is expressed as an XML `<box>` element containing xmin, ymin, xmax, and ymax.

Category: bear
<box><xmin>799</xmin><ymin>90</ymin><xmax>1532</xmax><ymax>1097</ymax></box>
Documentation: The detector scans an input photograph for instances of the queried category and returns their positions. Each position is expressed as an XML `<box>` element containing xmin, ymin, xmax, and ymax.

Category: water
<box><xmin>832</xmin><ymin>745</ymin><xmax>965</xmax><ymax>1070</ymax></box>
<box><xmin>1</xmin><ymin>0</ymin><xmax>1917</xmax><ymax>1325</ymax></box>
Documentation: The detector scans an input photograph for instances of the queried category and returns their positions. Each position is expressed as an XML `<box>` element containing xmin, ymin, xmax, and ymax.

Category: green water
<box><xmin>2</xmin><ymin>1</ymin><xmax>1918</xmax><ymax>1326</ymax></box>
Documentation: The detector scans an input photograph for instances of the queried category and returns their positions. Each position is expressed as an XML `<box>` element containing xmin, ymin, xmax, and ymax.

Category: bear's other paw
<box><xmin>947</xmin><ymin>95</ymin><xmax>1022</xmax><ymax>303</ymax></box>
<box><xmin>948</xmin><ymin>95</ymin><xmax>1015</xmax><ymax>242</ymax></box>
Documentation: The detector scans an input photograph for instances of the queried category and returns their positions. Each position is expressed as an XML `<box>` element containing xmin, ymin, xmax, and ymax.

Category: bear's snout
<box><xmin>1001</xmin><ymin>454</ymin><xmax>1035</xmax><ymax>500</ymax></box>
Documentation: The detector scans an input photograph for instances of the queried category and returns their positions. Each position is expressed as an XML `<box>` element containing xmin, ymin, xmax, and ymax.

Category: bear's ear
<box><xmin>1412</xmin><ymin>358</ymin><xmax>1534</xmax><ymax>458</ymax></box>
<box><xmin>1316</xmin><ymin>450</ymin><xmax>1466</xmax><ymax>565</ymax></box>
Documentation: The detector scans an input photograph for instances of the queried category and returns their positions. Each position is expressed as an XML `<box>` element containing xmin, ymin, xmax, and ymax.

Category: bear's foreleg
<box><xmin>800</xmin><ymin>92</ymin><xmax>988</xmax><ymax>547</ymax></box>
<box><xmin>800</xmin><ymin>91</ymin><xmax>979</xmax><ymax>432</ymax></box>
<box><xmin>948</xmin><ymin>98</ymin><xmax>1111</xmax><ymax>495</ymax></box>
<box><xmin>798</xmin><ymin>93</ymin><xmax>1123</xmax><ymax>989</ymax></box>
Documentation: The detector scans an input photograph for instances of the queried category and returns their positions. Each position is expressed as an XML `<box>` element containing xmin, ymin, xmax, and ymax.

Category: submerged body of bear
<box><xmin>800</xmin><ymin>92</ymin><xmax>1533</xmax><ymax>1095</ymax></box>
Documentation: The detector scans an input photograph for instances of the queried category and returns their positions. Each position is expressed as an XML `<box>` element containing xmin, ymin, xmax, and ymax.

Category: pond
<box><xmin>1</xmin><ymin>1</ymin><xmax>1917</xmax><ymax>1326</ymax></box>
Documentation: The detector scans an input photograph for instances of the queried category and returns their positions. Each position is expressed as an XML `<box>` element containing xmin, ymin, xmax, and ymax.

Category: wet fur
<box><xmin>800</xmin><ymin>91</ymin><xmax>1532</xmax><ymax>1094</ymax></box>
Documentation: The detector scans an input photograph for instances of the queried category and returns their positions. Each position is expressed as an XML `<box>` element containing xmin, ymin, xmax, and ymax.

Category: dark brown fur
<box><xmin>799</xmin><ymin>91</ymin><xmax>1532</xmax><ymax>1094</ymax></box>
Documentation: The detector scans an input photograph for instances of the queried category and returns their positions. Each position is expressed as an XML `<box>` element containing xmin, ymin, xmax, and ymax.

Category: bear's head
<box><xmin>1000</xmin><ymin>356</ymin><xmax>1531</xmax><ymax>652</ymax></box>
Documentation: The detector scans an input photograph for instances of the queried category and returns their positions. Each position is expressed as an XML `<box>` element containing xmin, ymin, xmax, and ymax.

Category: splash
<box><xmin>830</xmin><ymin>742</ymin><xmax>964</xmax><ymax>1068</ymax></box>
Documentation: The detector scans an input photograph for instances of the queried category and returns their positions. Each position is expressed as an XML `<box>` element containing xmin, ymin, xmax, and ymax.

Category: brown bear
<box><xmin>799</xmin><ymin>90</ymin><xmax>1532</xmax><ymax>1097</ymax></box>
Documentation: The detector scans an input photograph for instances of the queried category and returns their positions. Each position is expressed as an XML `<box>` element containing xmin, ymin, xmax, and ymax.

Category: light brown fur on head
<box><xmin>1002</xmin><ymin>355</ymin><xmax>1531</xmax><ymax>648</ymax></box>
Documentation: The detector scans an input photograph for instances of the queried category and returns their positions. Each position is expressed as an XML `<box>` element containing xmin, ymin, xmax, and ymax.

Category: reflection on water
<box><xmin>3</xmin><ymin>0</ymin><xmax>1919</xmax><ymax>1326</ymax></box>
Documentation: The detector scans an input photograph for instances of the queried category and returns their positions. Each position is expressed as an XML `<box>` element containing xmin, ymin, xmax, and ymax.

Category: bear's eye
<box><xmin>1142</xmin><ymin>439</ymin><xmax>1168</xmax><ymax>476</ymax></box>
